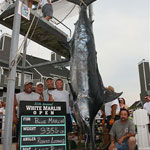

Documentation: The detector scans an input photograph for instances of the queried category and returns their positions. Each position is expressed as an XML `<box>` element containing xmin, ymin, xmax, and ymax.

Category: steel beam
<box><xmin>0</xmin><ymin>59</ymin><xmax>22</xmax><ymax>69</ymax></box>
<box><xmin>25</xmin><ymin>59</ymin><xmax>70</xmax><ymax>69</ymax></box>
<box><xmin>3</xmin><ymin>0</ymin><xmax>21</xmax><ymax>149</ymax></box>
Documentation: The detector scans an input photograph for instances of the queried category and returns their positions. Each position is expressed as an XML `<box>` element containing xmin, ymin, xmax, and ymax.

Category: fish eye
<box><xmin>85</xmin><ymin>117</ymin><xmax>90</xmax><ymax>121</ymax></box>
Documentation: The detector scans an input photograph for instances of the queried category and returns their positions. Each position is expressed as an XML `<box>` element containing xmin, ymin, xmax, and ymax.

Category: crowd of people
<box><xmin>12</xmin><ymin>82</ymin><xmax>135</xmax><ymax>150</ymax></box>
<box><xmin>0</xmin><ymin>80</ymin><xmax>149</xmax><ymax>150</ymax></box>
<box><xmin>13</xmin><ymin>77</ymin><xmax>72</xmax><ymax>150</ymax></box>
<box><xmin>100</xmin><ymin>86</ymin><xmax>136</xmax><ymax>150</ymax></box>
<box><xmin>101</xmin><ymin>88</ymin><xmax>150</xmax><ymax>150</ymax></box>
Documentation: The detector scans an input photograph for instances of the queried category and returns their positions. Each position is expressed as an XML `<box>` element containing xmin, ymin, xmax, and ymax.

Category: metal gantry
<box><xmin>1</xmin><ymin>1</ymin><xmax>70</xmax><ymax>149</ymax></box>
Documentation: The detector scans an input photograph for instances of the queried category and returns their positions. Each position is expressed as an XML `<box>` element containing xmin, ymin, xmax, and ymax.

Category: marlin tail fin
<box><xmin>103</xmin><ymin>90</ymin><xmax>123</xmax><ymax>104</ymax></box>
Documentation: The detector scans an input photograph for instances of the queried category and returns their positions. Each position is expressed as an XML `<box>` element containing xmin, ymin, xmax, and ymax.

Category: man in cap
<box><xmin>14</xmin><ymin>81</ymin><xmax>41</xmax><ymax>110</ymax></box>
<box><xmin>43</xmin><ymin>77</ymin><xmax>54</xmax><ymax>101</ymax></box>
<box><xmin>104</xmin><ymin>86</ymin><xmax>120</xmax><ymax>130</ymax></box>
<box><xmin>13</xmin><ymin>81</ymin><xmax>41</xmax><ymax>150</ymax></box>
<box><xmin>35</xmin><ymin>82</ymin><xmax>44</xmax><ymax>100</ymax></box>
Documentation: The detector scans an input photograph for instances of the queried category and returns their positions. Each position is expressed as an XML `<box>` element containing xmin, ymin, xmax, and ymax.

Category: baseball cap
<box><xmin>36</xmin><ymin>82</ymin><xmax>44</xmax><ymax>86</ymax></box>
<box><xmin>24</xmin><ymin>81</ymin><xmax>33</xmax><ymax>86</ymax></box>
<box><xmin>46</xmin><ymin>77</ymin><xmax>53</xmax><ymax>81</ymax></box>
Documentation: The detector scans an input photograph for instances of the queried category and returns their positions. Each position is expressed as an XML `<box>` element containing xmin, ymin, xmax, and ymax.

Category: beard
<box><xmin>121</xmin><ymin>117</ymin><xmax>128</xmax><ymax>122</ymax></box>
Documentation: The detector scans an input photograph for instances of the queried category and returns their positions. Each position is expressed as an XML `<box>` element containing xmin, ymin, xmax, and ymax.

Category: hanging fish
<box><xmin>69</xmin><ymin>2</ymin><xmax>122</xmax><ymax>150</ymax></box>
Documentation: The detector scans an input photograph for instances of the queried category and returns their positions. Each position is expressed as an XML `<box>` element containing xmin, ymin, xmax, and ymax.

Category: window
<box><xmin>0</xmin><ymin>36</ymin><xmax>4</xmax><ymax>51</ymax></box>
<box><xmin>0</xmin><ymin>67</ymin><xmax>3</xmax><ymax>75</ymax></box>
<box><xmin>17</xmin><ymin>72</ymin><xmax>33</xmax><ymax>86</ymax></box>
<box><xmin>0</xmin><ymin>34</ymin><xmax>11</xmax><ymax>52</ymax></box>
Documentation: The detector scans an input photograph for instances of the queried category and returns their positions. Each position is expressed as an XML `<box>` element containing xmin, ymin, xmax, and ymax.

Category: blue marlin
<box><xmin>69</xmin><ymin>2</ymin><xmax>122</xmax><ymax>150</ymax></box>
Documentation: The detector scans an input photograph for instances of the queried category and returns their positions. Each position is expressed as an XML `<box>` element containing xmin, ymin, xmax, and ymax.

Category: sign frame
<box><xmin>19</xmin><ymin>101</ymin><xmax>67</xmax><ymax>150</ymax></box>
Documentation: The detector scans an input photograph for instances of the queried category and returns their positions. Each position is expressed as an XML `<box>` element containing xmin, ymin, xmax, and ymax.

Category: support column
<box><xmin>3</xmin><ymin>0</ymin><xmax>21</xmax><ymax>149</ymax></box>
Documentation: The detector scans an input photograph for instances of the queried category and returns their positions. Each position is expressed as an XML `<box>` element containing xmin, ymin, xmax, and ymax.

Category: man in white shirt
<box><xmin>143</xmin><ymin>95</ymin><xmax>150</xmax><ymax>115</ymax></box>
<box><xmin>14</xmin><ymin>82</ymin><xmax>41</xmax><ymax>112</ymax></box>
<box><xmin>13</xmin><ymin>81</ymin><xmax>41</xmax><ymax>150</ymax></box>
<box><xmin>40</xmin><ymin>0</ymin><xmax>53</xmax><ymax>21</ymax></box>
<box><xmin>143</xmin><ymin>95</ymin><xmax>150</xmax><ymax>132</ymax></box>
<box><xmin>104</xmin><ymin>86</ymin><xmax>120</xmax><ymax>130</ymax></box>
<box><xmin>43</xmin><ymin>77</ymin><xmax>54</xmax><ymax>102</ymax></box>
<box><xmin>51</xmin><ymin>78</ymin><xmax>72</xmax><ymax>133</ymax></box>
<box><xmin>35</xmin><ymin>81</ymin><xmax>44</xmax><ymax>100</ymax></box>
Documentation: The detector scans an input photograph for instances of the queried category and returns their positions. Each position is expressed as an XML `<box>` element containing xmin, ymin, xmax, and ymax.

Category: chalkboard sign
<box><xmin>19</xmin><ymin>101</ymin><xmax>66</xmax><ymax>150</ymax></box>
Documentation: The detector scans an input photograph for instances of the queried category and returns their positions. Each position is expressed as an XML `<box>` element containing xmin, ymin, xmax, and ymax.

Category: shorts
<box><xmin>115</xmin><ymin>140</ymin><xmax>129</xmax><ymax>150</ymax></box>
<box><xmin>42</xmin><ymin>4</ymin><xmax>53</xmax><ymax>18</ymax></box>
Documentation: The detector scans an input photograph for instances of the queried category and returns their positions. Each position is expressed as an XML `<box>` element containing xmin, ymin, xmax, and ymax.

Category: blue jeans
<box><xmin>115</xmin><ymin>140</ymin><xmax>129</xmax><ymax>150</ymax></box>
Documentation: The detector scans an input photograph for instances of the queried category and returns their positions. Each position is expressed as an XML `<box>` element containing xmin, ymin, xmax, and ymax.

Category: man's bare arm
<box><xmin>109</xmin><ymin>136</ymin><xmax>117</xmax><ymax>150</ymax></box>
<box><xmin>118</xmin><ymin>133</ymin><xmax>135</xmax><ymax>144</ymax></box>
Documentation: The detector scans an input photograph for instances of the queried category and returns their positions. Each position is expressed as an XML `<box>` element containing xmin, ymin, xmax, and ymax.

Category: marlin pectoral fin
<box><xmin>103</xmin><ymin>90</ymin><xmax>123</xmax><ymax>104</ymax></box>
<box><xmin>90</xmin><ymin>20</ymin><xmax>94</xmax><ymax>24</ymax></box>
<box><xmin>67</xmin><ymin>79</ymin><xmax>77</xmax><ymax>100</ymax></box>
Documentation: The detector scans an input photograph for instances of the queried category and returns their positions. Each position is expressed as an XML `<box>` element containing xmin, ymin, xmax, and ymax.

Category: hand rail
<box><xmin>52</xmin><ymin>16</ymin><xmax>72</xmax><ymax>37</ymax></box>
